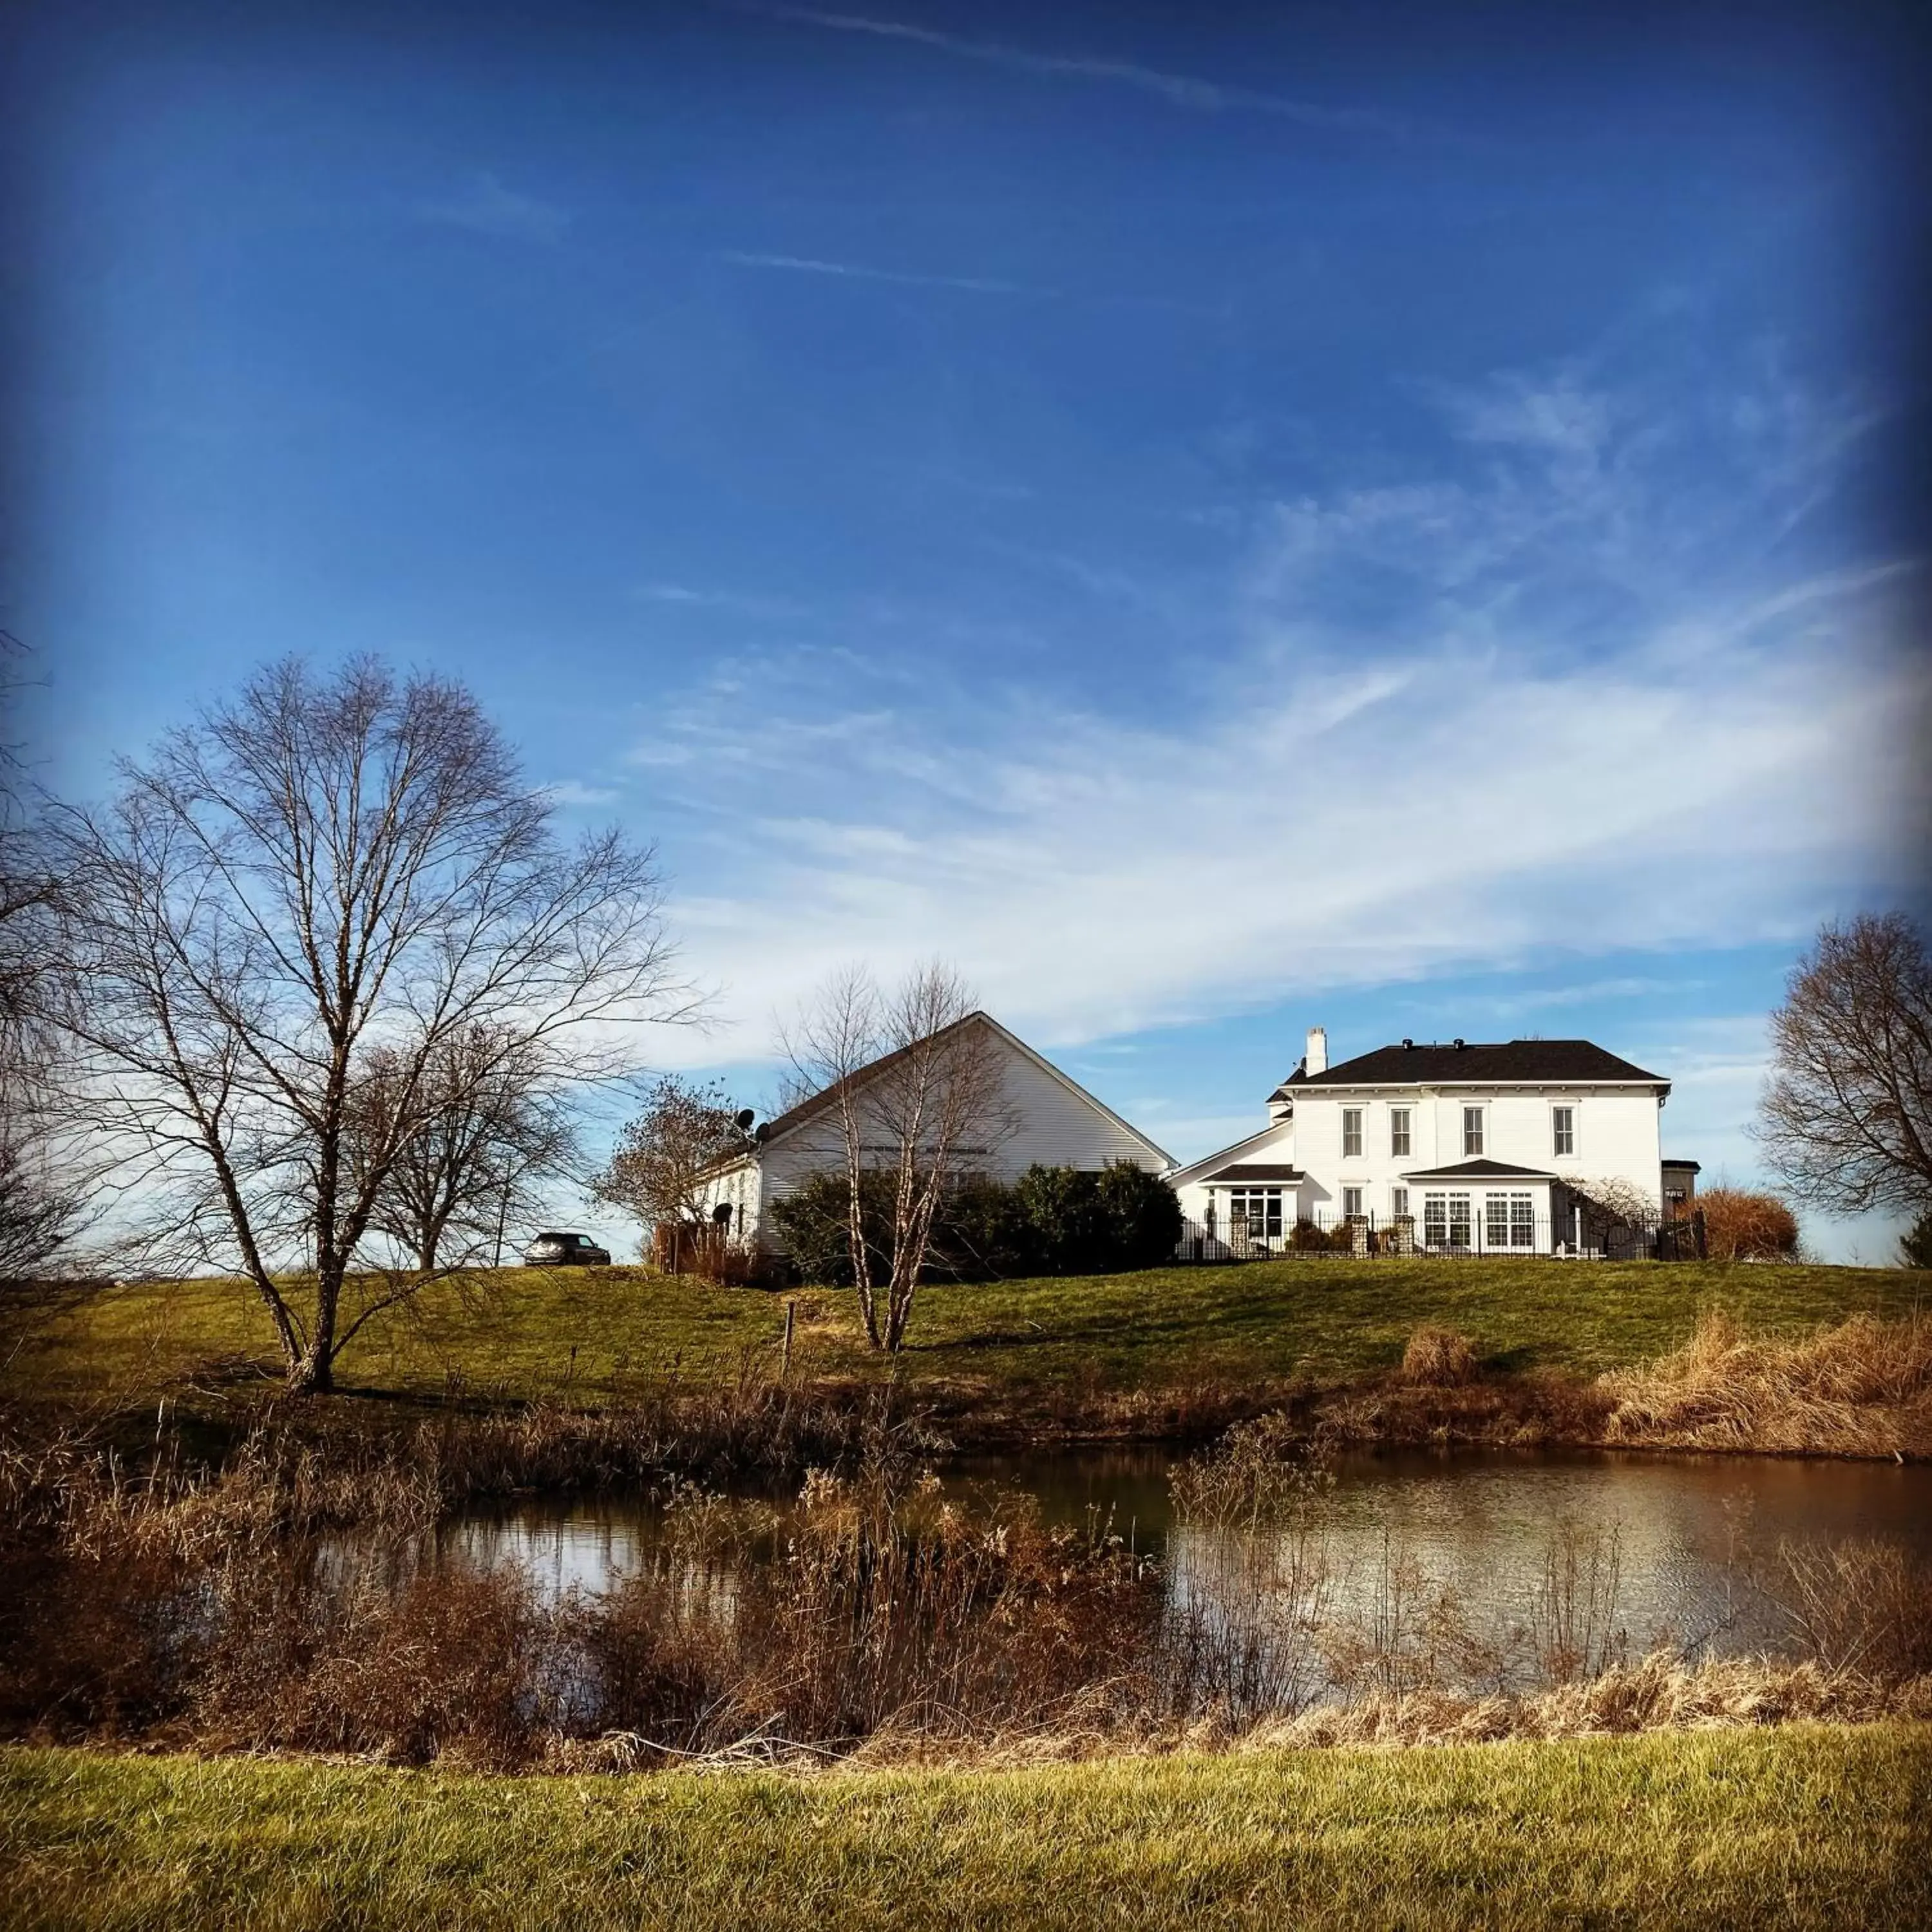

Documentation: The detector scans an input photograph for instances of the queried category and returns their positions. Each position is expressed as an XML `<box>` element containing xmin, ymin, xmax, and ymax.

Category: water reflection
<box><xmin>379</xmin><ymin>1448</ymin><xmax>1932</xmax><ymax>1673</ymax></box>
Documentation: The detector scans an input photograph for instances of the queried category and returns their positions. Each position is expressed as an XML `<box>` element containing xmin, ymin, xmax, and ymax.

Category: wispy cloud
<box><xmin>543</xmin><ymin>779</ymin><xmax>622</xmax><ymax>808</ymax></box>
<box><xmin>735</xmin><ymin>5</ymin><xmax>1411</xmax><ymax>136</ymax></box>
<box><xmin>635</xmin><ymin>581</ymin><xmax>813</xmax><ymax>620</ymax></box>
<box><xmin>719</xmin><ymin>251</ymin><xmax>1047</xmax><ymax>296</ymax></box>
<box><xmin>1437</xmin><ymin>368</ymin><xmax>1614</xmax><ymax>460</ymax></box>
<box><xmin>415</xmin><ymin>173</ymin><xmax>569</xmax><ymax>243</ymax></box>
<box><xmin>624</xmin><ymin>356</ymin><xmax>1922</xmax><ymax>1070</ymax></box>
<box><xmin>1426</xmin><ymin>978</ymin><xmax>1707</xmax><ymax>1021</ymax></box>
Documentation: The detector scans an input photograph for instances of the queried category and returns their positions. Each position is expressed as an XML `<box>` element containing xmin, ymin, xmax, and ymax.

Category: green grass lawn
<box><xmin>6</xmin><ymin>1256</ymin><xmax>1924</xmax><ymax>1419</ymax></box>
<box><xmin>3</xmin><ymin>1727</ymin><xmax>1928</xmax><ymax>1931</ymax></box>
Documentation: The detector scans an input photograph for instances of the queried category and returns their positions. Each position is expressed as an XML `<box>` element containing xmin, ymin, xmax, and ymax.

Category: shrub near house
<box><xmin>1695</xmin><ymin>1187</ymin><xmax>1801</xmax><ymax>1262</ymax></box>
<box><xmin>768</xmin><ymin>1162</ymin><xmax>1183</xmax><ymax>1286</ymax></box>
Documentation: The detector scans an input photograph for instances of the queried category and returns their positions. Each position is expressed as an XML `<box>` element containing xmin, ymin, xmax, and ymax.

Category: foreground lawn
<box><xmin>3</xmin><ymin>1727</ymin><xmax>1928</xmax><ymax>1931</ymax></box>
<box><xmin>6</xmin><ymin>1257</ymin><xmax>1925</xmax><ymax>1418</ymax></box>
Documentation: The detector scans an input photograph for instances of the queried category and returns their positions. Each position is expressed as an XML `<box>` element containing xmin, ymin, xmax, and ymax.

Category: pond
<box><xmin>410</xmin><ymin>1446</ymin><xmax>1932</xmax><ymax>1676</ymax></box>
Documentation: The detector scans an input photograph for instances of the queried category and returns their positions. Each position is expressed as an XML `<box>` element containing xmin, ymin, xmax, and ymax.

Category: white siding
<box><xmin>1295</xmin><ymin>1085</ymin><xmax>1662</xmax><ymax>1209</ymax></box>
<box><xmin>728</xmin><ymin>1020</ymin><xmax>1166</xmax><ymax>1254</ymax></box>
<box><xmin>1171</xmin><ymin>1118</ymin><xmax>1296</xmax><ymax>1224</ymax></box>
<box><xmin>1175</xmin><ymin>1079</ymin><xmax>1666</xmax><ymax>1241</ymax></box>
<box><xmin>989</xmin><ymin>1046</ymin><xmax>1165</xmax><ymax>1173</ymax></box>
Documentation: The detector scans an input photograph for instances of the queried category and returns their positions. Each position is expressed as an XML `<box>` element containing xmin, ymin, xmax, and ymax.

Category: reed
<box><xmin>4</xmin><ymin>1397</ymin><xmax>1929</xmax><ymax>1772</ymax></box>
<box><xmin>1401</xmin><ymin>1325</ymin><xmax>1477</xmax><ymax>1387</ymax></box>
<box><xmin>1598</xmin><ymin>1309</ymin><xmax>1932</xmax><ymax>1456</ymax></box>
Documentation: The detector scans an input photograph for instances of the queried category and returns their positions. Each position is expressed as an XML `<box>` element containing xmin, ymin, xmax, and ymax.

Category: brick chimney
<box><xmin>1305</xmin><ymin>1026</ymin><xmax>1327</xmax><ymax>1077</ymax></box>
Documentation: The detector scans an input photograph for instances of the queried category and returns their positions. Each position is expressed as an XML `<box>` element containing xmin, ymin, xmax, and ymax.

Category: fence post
<box><xmin>1692</xmin><ymin>1209</ymin><xmax>1708</xmax><ymax>1261</ymax></box>
<box><xmin>781</xmin><ymin>1298</ymin><xmax>795</xmax><ymax>1381</ymax></box>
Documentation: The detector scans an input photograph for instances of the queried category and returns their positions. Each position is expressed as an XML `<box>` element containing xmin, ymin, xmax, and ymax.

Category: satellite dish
<box><xmin>734</xmin><ymin>1108</ymin><xmax>755</xmax><ymax>1132</ymax></box>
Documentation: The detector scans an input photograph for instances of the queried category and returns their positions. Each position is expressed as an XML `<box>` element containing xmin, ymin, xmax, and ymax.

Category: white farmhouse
<box><xmin>697</xmin><ymin>1012</ymin><xmax>1171</xmax><ymax>1256</ymax></box>
<box><xmin>1168</xmin><ymin>1028</ymin><xmax>1689</xmax><ymax>1256</ymax></box>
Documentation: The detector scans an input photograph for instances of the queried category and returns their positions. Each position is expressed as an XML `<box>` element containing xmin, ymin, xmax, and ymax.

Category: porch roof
<box><xmin>1202</xmin><ymin>1162</ymin><xmax>1305</xmax><ymax>1182</ymax></box>
<box><xmin>1399</xmin><ymin>1159</ymin><xmax>1557</xmax><ymax>1182</ymax></box>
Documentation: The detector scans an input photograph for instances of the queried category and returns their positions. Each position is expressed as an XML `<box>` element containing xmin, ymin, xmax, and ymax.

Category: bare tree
<box><xmin>346</xmin><ymin>1025</ymin><xmax>582</xmax><ymax>1272</ymax></box>
<box><xmin>0</xmin><ymin>831</ymin><xmax>91</xmax><ymax>1282</ymax></box>
<box><xmin>587</xmin><ymin>1074</ymin><xmax>752</xmax><ymax>1247</ymax></box>
<box><xmin>781</xmin><ymin>964</ymin><xmax>1012</xmax><ymax>1352</ymax></box>
<box><xmin>50</xmin><ymin>657</ymin><xmax>689</xmax><ymax>1392</ymax></box>
<box><xmin>1757</xmin><ymin>913</ymin><xmax>1932</xmax><ymax>1217</ymax></box>
<box><xmin>0</xmin><ymin>633</ymin><xmax>95</xmax><ymax>1283</ymax></box>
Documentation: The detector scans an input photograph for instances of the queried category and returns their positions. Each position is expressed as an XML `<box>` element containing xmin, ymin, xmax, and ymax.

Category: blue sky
<box><xmin>8</xmin><ymin>1</ymin><xmax>1929</xmax><ymax>1259</ymax></box>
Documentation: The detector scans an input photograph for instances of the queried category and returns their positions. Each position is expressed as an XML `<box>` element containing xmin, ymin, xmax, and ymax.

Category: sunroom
<box><xmin>1194</xmin><ymin>1160</ymin><xmax>1306</xmax><ymax>1255</ymax></box>
<box><xmin>1396</xmin><ymin>1159</ymin><xmax>1557</xmax><ymax>1254</ymax></box>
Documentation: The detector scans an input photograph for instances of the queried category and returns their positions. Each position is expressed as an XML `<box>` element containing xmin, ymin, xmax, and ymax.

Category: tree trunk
<box><xmin>287</xmin><ymin>1264</ymin><xmax>342</xmax><ymax>1394</ymax></box>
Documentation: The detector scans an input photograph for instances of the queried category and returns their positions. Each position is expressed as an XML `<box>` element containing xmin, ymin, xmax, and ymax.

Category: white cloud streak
<box><xmin>719</xmin><ymin>251</ymin><xmax>1047</xmax><ymax>296</ymax></box>
<box><xmin>415</xmin><ymin>173</ymin><xmax>569</xmax><ymax>243</ymax></box>
<box><xmin>645</xmin><ymin>615</ymin><xmax>1917</xmax><ymax>1066</ymax></box>
<box><xmin>543</xmin><ymin>779</ymin><xmax>623</xmax><ymax>808</ymax></box>
<box><xmin>735</xmin><ymin>4</ymin><xmax>1411</xmax><ymax>135</ymax></box>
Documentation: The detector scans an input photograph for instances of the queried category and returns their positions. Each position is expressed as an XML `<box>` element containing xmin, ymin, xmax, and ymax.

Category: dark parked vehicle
<box><xmin>522</xmin><ymin>1231</ymin><xmax>611</xmax><ymax>1267</ymax></box>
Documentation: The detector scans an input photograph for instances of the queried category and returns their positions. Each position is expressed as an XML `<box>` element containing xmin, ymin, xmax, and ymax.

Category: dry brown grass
<box><xmin>1400</xmin><ymin>1325</ymin><xmax>1478</xmax><ymax>1387</ymax></box>
<box><xmin>1599</xmin><ymin>1308</ymin><xmax>1932</xmax><ymax>1456</ymax></box>
<box><xmin>1246</xmin><ymin>1650</ymin><xmax>1932</xmax><ymax>1753</ymax></box>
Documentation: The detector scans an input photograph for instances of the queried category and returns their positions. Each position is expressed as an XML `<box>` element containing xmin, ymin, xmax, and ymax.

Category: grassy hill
<box><xmin>6</xmin><ymin>1256</ymin><xmax>1924</xmax><ymax>1421</ymax></box>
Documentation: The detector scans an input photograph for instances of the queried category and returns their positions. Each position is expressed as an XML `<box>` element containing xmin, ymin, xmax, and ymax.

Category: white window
<box><xmin>1510</xmin><ymin>1193</ymin><xmax>1536</xmax><ymax>1248</ymax></box>
<box><xmin>1341</xmin><ymin>1107</ymin><xmax>1363</xmax><ymax>1157</ymax></box>
<box><xmin>1425</xmin><ymin>1192</ymin><xmax>1472</xmax><ymax>1250</ymax></box>
<box><xmin>1390</xmin><ymin>1107</ymin><xmax>1411</xmax><ymax>1157</ymax></box>
<box><xmin>1485</xmin><ymin>1193</ymin><xmax>1510</xmax><ymax>1248</ymax></box>
<box><xmin>1342</xmin><ymin>1186</ymin><xmax>1363</xmax><ymax>1220</ymax></box>
<box><xmin>1463</xmin><ymin>1106</ymin><xmax>1485</xmax><ymax>1157</ymax></box>
<box><xmin>1391</xmin><ymin>1186</ymin><xmax>1409</xmax><ymax>1220</ymax></box>
<box><xmin>1552</xmin><ymin>1106</ymin><xmax>1575</xmax><ymax>1157</ymax></box>
<box><xmin>1229</xmin><ymin>1188</ymin><xmax>1283</xmax><ymax>1239</ymax></box>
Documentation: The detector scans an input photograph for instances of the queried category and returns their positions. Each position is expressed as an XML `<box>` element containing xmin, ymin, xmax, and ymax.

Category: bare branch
<box><xmin>48</xmin><ymin>656</ymin><xmax>694</xmax><ymax>1390</ymax></box>
<box><xmin>1755</xmin><ymin>913</ymin><xmax>1932</xmax><ymax>1216</ymax></box>
<box><xmin>780</xmin><ymin>963</ymin><xmax>1016</xmax><ymax>1351</ymax></box>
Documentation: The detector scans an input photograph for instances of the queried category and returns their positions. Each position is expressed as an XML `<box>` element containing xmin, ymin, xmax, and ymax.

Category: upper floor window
<box><xmin>1341</xmin><ymin>1107</ymin><xmax>1363</xmax><ymax>1158</ymax></box>
<box><xmin>1552</xmin><ymin>1106</ymin><xmax>1576</xmax><ymax>1157</ymax></box>
<box><xmin>1390</xmin><ymin>1107</ymin><xmax>1412</xmax><ymax>1157</ymax></box>
<box><xmin>1463</xmin><ymin>1106</ymin><xmax>1485</xmax><ymax>1157</ymax></box>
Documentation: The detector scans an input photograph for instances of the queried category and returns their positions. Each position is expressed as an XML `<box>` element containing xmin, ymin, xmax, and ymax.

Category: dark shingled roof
<box><xmin>1269</xmin><ymin>1038</ymin><xmax>1665</xmax><ymax>1100</ymax></box>
<box><xmin>1397</xmin><ymin>1158</ymin><xmax>1558</xmax><ymax>1181</ymax></box>
<box><xmin>1202</xmin><ymin>1162</ymin><xmax>1305</xmax><ymax>1182</ymax></box>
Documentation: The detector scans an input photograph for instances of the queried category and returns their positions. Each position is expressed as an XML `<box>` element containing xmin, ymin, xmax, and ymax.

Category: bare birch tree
<box><xmin>1757</xmin><ymin>913</ymin><xmax>1932</xmax><ymax>1215</ymax></box>
<box><xmin>782</xmin><ymin>963</ymin><xmax>1013</xmax><ymax>1352</ymax></box>
<box><xmin>49</xmin><ymin>657</ymin><xmax>688</xmax><ymax>1391</ymax></box>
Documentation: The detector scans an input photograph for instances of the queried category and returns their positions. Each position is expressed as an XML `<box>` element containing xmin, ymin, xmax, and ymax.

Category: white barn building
<box><xmin>1169</xmin><ymin>1028</ymin><xmax>1686</xmax><ymax>1256</ymax></box>
<box><xmin>699</xmin><ymin>1012</ymin><xmax>1171</xmax><ymax>1257</ymax></box>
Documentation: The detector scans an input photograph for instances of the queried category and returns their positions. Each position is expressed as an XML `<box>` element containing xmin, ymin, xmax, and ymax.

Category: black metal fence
<box><xmin>1171</xmin><ymin>1207</ymin><xmax>1707</xmax><ymax>1264</ymax></box>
